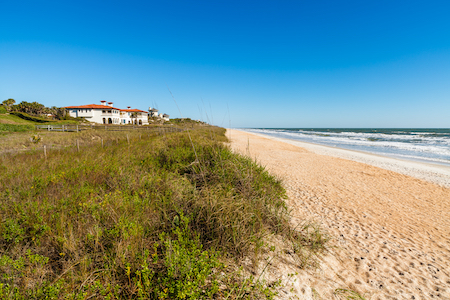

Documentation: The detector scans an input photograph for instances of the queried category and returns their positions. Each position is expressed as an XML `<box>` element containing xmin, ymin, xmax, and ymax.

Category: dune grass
<box><xmin>0</xmin><ymin>124</ymin><xmax>35</xmax><ymax>133</ymax></box>
<box><xmin>0</xmin><ymin>126</ymin><xmax>327</xmax><ymax>299</ymax></box>
<box><xmin>0</xmin><ymin>129</ymin><xmax>154</xmax><ymax>151</ymax></box>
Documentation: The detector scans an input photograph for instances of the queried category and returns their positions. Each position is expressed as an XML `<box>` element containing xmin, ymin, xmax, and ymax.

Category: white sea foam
<box><xmin>245</xmin><ymin>128</ymin><xmax>450</xmax><ymax>167</ymax></box>
<box><xmin>234</xmin><ymin>129</ymin><xmax>450</xmax><ymax>187</ymax></box>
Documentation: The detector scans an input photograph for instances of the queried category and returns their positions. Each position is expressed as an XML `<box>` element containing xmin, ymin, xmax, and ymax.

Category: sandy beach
<box><xmin>227</xmin><ymin>129</ymin><xmax>450</xmax><ymax>300</ymax></box>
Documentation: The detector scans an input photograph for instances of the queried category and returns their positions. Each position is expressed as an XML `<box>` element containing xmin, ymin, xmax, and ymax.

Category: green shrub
<box><xmin>1</xmin><ymin>219</ymin><xmax>25</xmax><ymax>244</ymax></box>
<box><xmin>134</xmin><ymin>214</ymin><xmax>224</xmax><ymax>299</ymax></box>
<box><xmin>0</xmin><ymin>106</ymin><xmax>7</xmax><ymax>114</ymax></box>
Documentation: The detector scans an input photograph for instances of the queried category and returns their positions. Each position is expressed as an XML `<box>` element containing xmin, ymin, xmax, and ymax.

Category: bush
<box><xmin>0</xmin><ymin>106</ymin><xmax>7</xmax><ymax>114</ymax></box>
<box><xmin>133</xmin><ymin>214</ymin><xmax>224</xmax><ymax>299</ymax></box>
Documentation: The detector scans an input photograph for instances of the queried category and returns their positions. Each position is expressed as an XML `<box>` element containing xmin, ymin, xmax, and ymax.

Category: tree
<box><xmin>14</xmin><ymin>101</ymin><xmax>45</xmax><ymax>115</ymax></box>
<box><xmin>53</xmin><ymin>107</ymin><xmax>68</xmax><ymax>120</ymax></box>
<box><xmin>2</xmin><ymin>99</ymin><xmax>16</xmax><ymax>111</ymax></box>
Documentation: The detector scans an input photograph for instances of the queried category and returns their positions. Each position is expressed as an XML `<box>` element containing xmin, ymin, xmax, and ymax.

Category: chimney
<box><xmin>100</xmin><ymin>100</ymin><xmax>107</xmax><ymax>105</ymax></box>
<box><xmin>107</xmin><ymin>102</ymin><xmax>113</xmax><ymax>107</ymax></box>
<box><xmin>127</xmin><ymin>106</ymin><xmax>131</xmax><ymax>109</ymax></box>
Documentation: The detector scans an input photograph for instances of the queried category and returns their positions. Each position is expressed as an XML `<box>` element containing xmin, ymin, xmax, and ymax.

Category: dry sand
<box><xmin>227</xmin><ymin>129</ymin><xmax>450</xmax><ymax>300</ymax></box>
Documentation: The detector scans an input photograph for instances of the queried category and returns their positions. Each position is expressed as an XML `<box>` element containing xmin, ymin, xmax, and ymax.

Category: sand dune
<box><xmin>227</xmin><ymin>129</ymin><xmax>450</xmax><ymax>300</ymax></box>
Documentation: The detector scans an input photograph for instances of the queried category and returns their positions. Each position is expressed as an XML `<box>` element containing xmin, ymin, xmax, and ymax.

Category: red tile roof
<box><xmin>65</xmin><ymin>104</ymin><xmax>148</xmax><ymax>113</ymax></box>
<box><xmin>65</xmin><ymin>104</ymin><xmax>121</xmax><ymax>110</ymax></box>
<box><xmin>121</xmin><ymin>108</ymin><xmax>148</xmax><ymax>113</ymax></box>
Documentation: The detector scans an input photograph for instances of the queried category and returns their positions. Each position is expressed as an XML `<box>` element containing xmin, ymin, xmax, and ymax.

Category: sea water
<box><xmin>243</xmin><ymin>128</ymin><xmax>450</xmax><ymax>167</ymax></box>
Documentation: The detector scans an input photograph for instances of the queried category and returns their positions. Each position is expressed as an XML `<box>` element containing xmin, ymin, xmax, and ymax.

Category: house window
<box><xmin>102</xmin><ymin>110</ymin><xmax>106</xmax><ymax>113</ymax></box>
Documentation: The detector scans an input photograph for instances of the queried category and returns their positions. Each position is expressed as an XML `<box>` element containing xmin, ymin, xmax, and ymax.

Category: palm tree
<box><xmin>1</xmin><ymin>99</ymin><xmax>15</xmax><ymax>111</ymax></box>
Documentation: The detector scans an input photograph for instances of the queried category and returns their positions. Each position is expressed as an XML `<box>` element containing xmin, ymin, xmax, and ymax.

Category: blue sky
<box><xmin>1</xmin><ymin>0</ymin><xmax>450</xmax><ymax>128</ymax></box>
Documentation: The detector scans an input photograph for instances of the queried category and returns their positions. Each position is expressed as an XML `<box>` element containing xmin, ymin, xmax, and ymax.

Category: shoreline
<box><xmin>231</xmin><ymin>128</ymin><xmax>450</xmax><ymax>188</ymax></box>
<box><xmin>226</xmin><ymin>128</ymin><xmax>450</xmax><ymax>299</ymax></box>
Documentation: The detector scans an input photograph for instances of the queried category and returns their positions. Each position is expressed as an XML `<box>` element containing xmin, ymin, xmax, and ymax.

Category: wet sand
<box><xmin>227</xmin><ymin>129</ymin><xmax>450</xmax><ymax>300</ymax></box>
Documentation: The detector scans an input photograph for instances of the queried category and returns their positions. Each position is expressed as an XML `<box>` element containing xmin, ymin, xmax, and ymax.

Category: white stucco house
<box><xmin>65</xmin><ymin>101</ymin><xmax>149</xmax><ymax>125</ymax></box>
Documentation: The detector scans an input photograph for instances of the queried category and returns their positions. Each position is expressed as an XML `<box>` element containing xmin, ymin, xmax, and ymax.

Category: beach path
<box><xmin>227</xmin><ymin>129</ymin><xmax>450</xmax><ymax>300</ymax></box>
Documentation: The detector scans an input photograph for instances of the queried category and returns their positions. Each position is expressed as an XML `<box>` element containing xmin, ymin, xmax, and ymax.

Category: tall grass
<box><xmin>0</xmin><ymin>126</ymin><xmax>327</xmax><ymax>299</ymax></box>
<box><xmin>0</xmin><ymin>124</ymin><xmax>35</xmax><ymax>133</ymax></box>
<box><xmin>0</xmin><ymin>128</ymin><xmax>159</xmax><ymax>151</ymax></box>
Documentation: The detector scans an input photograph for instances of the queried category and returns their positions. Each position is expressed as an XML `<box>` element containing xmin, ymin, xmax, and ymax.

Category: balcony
<box><xmin>77</xmin><ymin>112</ymin><xmax>93</xmax><ymax>117</ymax></box>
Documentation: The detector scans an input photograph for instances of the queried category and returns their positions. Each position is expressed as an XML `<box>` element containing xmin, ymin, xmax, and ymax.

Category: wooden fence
<box><xmin>2</xmin><ymin>125</ymin><xmax>185</xmax><ymax>157</ymax></box>
<box><xmin>35</xmin><ymin>124</ymin><xmax>183</xmax><ymax>133</ymax></box>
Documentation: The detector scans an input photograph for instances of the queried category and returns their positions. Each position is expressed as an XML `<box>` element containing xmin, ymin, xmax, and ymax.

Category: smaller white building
<box><xmin>148</xmin><ymin>107</ymin><xmax>169</xmax><ymax>121</ymax></box>
<box><xmin>149</xmin><ymin>107</ymin><xmax>159</xmax><ymax>117</ymax></box>
<box><xmin>120</xmin><ymin>106</ymin><xmax>149</xmax><ymax>125</ymax></box>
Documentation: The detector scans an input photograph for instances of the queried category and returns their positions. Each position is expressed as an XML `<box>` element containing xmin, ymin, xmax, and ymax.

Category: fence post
<box><xmin>127</xmin><ymin>134</ymin><xmax>129</xmax><ymax>144</ymax></box>
<box><xmin>62</xmin><ymin>125</ymin><xmax>65</xmax><ymax>132</ymax></box>
<box><xmin>77</xmin><ymin>139</ymin><xmax>80</xmax><ymax>152</ymax></box>
<box><xmin>101</xmin><ymin>138</ymin><xmax>104</xmax><ymax>148</ymax></box>
<box><xmin>44</xmin><ymin>145</ymin><xmax>47</xmax><ymax>160</ymax></box>
<box><xmin>76</xmin><ymin>125</ymin><xmax>79</xmax><ymax>132</ymax></box>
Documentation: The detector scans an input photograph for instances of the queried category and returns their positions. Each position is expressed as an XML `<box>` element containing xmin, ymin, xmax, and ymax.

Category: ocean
<box><xmin>242</xmin><ymin>128</ymin><xmax>450</xmax><ymax>167</ymax></box>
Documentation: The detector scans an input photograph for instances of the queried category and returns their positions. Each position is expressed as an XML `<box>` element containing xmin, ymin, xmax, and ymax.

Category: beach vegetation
<box><xmin>0</xmin><ymin>124</ymin><xmax>35</xmax><ymax>133</ymax></box>
<box><xmin>333</xmin><ymin>288</ymin><xmax>367</xmax><ymax>300</ymax></box>
<box><xmin>1</xmin><ymin>98</ymin><xmax>73</xmax><ymax>121</ymax></box>
<box><xmin>0</xmin><ymin>126</ymin><xmax>328</xmax><ymax>298</ymax></box>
